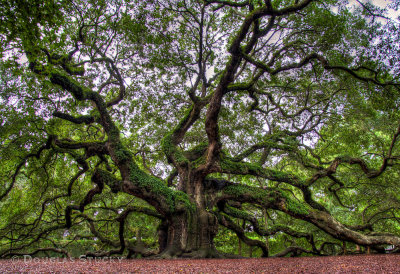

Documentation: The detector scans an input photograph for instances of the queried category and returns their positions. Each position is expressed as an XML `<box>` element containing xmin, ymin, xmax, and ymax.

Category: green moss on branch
<box><xmin>279</xmin><ymin>190</ymin><xmax>310</xmax><ymax>215</ymax></box>
<box><xmin>220</xmin><ymin>156</ymin><xmax>307</xmax><ymax>187</ymax></box>
<box><xmin>128</xmin><ymin>160</ymin><xmax>194</xmax><ymax>212</ymax></box>
<box><xmin>93</xmin><ymin>169</ymin><xmax>122</xmax><ymax>193</ymax></box>
<box><xmin>161</xmin><ymin>105</ymin><xmax>200</xmax><ymax>166</ymax></box>
<box><xmin>221</xmin><ymin>183</ymin><xmax>309</xmax><ymax>216</ymax></box>
<box><xmin>161</xmin><ymin>133</ymin><xmax>189</xmax><ymax>165</ymax></box>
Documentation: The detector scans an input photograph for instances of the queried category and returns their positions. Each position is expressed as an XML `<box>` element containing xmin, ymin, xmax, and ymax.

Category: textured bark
<box><xmin>156</xmin><ymin>175</ymin><xmax>220</xmax><ymax>258</ymax></box>
<box><xmin>157</xmin><ymin>209</ymin><xmax>219</xmax><ymax>258</ymax></box>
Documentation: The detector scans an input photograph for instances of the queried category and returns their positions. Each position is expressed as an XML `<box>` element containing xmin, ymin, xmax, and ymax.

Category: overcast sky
<box><xmin>368</xmin><ymin>0</ymin><xmax>392</xmax><ymax>7</ymax></box>
<box><xmin>349</xmin><ymin>0</ymin><xmax>390</xmax><ymax>7</ymax></box>
<box><xmin>349</xmin><ymin>0</ymin><xmax>399</xmax><ymax>18</ymax></box>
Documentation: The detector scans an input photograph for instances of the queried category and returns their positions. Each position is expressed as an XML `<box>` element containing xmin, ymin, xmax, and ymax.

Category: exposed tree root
<box><xmin>149</xmin><ymin>247</ymin><xmax>243</xmax><ymax>259</ymax></box>
<box><xmin>181</xmin><ymin>248</ymin><xmax>225</xmax><ymax>259</ymax></box>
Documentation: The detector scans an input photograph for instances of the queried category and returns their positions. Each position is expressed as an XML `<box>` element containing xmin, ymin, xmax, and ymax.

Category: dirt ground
<box><xmin>1</xmin><ymin>254</ymin><xmax>399</xmax><ymax>273</ymax></box>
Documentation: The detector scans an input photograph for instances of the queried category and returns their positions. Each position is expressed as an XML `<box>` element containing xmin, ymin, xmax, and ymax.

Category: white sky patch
<box><xmin>349</xmin><ymin>0</ymin><xmax>389</xmax><ymax>8</ymax></box>
<box><xmin>349</xmin><ymin>0</ymin><xmax>400</xmax><ymax>18</ymax></box>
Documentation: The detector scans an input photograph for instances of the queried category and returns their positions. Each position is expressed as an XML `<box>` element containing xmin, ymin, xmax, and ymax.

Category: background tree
<box><xmin>1</xmin><ymin>0</ymin><xmax>400</xmax><ymax>258</ymax></box>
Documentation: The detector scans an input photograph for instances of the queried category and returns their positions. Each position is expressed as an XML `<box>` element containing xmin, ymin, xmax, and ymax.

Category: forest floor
<box><xmin>0</xmin><ymin>254</ymin><xmax>399</xmax><ymax>273</ymax></box>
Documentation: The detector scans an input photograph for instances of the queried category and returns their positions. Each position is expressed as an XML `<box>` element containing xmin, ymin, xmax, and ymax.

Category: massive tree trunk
<box><xmin>157</xmin><ymin>175</ymin><xmax>219</xmax><ymax>258</ymax></box>
<box><xmin>158</xmin><ymin>207</ymin><xmax>219</xmax><ymax>258</ymax></box>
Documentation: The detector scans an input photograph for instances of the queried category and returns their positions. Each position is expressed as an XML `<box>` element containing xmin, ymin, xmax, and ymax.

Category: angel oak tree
<box><xmin>1</xmin><ymin>0</ymin><xmax>400</xmax><ymax>258</ymax></box>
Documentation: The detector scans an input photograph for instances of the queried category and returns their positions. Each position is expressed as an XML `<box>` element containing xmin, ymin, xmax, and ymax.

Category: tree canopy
<box><xmin>1</xmin><ymin>0</ymin><xmax>400</xmax><ymax>258</ymax></box>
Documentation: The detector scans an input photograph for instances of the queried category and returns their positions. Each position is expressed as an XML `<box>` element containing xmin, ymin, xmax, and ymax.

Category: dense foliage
<box><xmin>1</xmin><ymin>0</ymin><xmax>400</xmax><ymax>258</ymax></box>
